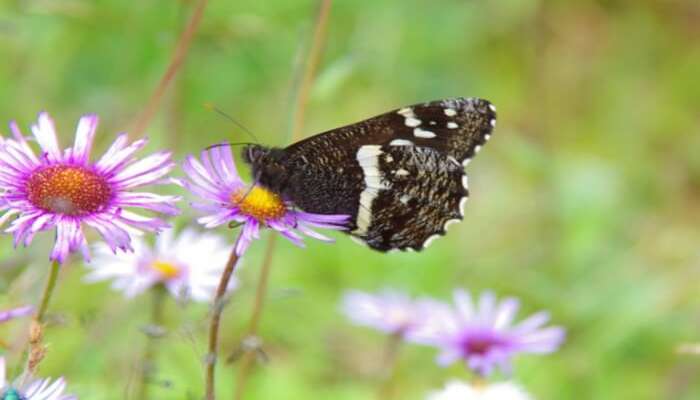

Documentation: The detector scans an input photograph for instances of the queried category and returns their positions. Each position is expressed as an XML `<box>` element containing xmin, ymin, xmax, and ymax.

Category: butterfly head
<box><xmin>241</xmin><ymin>144</ymin><xmax>290</xmax><ymax>194</ymax></box>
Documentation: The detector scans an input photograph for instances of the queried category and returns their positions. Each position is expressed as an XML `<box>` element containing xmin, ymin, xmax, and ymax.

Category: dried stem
<box><xmin>205</xmin><ymin>243</ymin><xmax>241</xmax><ymax>400</ymax></box>
<box><xmin>130</xmin><ymin>0</ymin><xmax>209</xmax><ymax>139</ymax></box>
<box><xmin>231</xmin><ymin>1</ymin><xmax>333</xmax><ymax>398</ymax></box>
<box><xmin>135</xmin><ymin>285</ymin><xmax>167</xmax><ymax>400</ymax></box>
<box><xmin>290</xmin><ymin>0</ymin><xmax>333</xmax><ymax>141</ymax></box>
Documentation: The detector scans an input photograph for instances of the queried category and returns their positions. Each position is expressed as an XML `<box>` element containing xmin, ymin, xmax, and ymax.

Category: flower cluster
<box><xmin>0</xmin><ymin>111</ymin><xmax>569</xmax><ymax>399</ymax></box>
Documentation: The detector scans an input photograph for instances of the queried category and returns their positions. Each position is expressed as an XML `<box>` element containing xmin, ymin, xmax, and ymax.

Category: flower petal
<box><xmin>71</xmin><ymin>114</ymin><xmax>99</xmax><ymax>164</ymax></box>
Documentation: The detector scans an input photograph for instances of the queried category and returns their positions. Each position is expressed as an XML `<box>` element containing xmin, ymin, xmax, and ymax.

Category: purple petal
<box><xmin>0</xmin><ymin>305</ymin><xmax>34</xmax><ymax>323</ymax></box>
<box><xmin>71</xmin><ymin>114</ymin><xmax>98</xmax><ymax>164</ymax></box>
<box><xmin>95</xmin><ymin>136</ymin><xmax>148</xmax><ymax>176</ymax></box>
<box><xmin>31</xmin><ymin>112</ymin><xmax>62</xmax><ymax>162</ymax></box>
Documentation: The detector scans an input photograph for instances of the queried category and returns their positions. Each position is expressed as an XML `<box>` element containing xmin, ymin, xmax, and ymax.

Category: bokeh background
<box><xmin>1</xmin><ymin>0</ymin><xmax>699</xmax><ymax>399</ymax></box>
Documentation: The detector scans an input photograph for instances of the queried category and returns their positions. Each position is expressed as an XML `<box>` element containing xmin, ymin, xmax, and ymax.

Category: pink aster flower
<box><xmin>0</xmin><ymin>357</ymin><xmax>76</xmax><ymax>400</ymax></box>
<box><xmin>0</xmin><ymin>112</ymin><xmax>180</xmax><ymax>264</ymax></box>
<box><xmin>84</xmin><ymin>227</ymin><xmax>237</xmax><ymax>302</ymax></box>
<box><xmin>426</xmin><ymin>380</ymin><xmax>533</xmax><ymax>400</ymax></box>
<box><xmin>342</xmin><ymin>289</ymin><xmax>448</xmax><ymax>337</ymax></box>
<box><xmin>414</xmin><ymin>289</ymin><xmax>565</xmax><ymax>377</ymax></box>
<box><xmin>180</xmin><ymin>145</ymin><xmax>349</xmax><ymax>256</ymax></box>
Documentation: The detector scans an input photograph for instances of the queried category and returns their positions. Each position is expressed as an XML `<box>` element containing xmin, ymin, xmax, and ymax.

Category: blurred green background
<box><xmin>1</xmin><ymin>0</ymin><xmax>699</xmax><ymax>399</ymax></box>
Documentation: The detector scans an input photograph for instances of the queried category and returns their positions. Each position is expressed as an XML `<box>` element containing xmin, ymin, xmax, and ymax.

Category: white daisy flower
<box><xmin>84</xmin><ymin>228</ymin><xmax>237</xmax><ymax>302</ymax></box>
<box><xmin>0</xmin><ymin>357</ymin><xmax>76</xmax><ymax>400</ymax></box>
<box><xmin>426</xmin><ymin>380</ymin><xmax>533</xmax><ymax>400</ymax></box>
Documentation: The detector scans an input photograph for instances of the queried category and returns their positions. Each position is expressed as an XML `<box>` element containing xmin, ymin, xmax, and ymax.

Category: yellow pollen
<box><xmin>231</xmin><ymin>186</ymin><xmax>286</xmax><ymax>222</ymax></box>
<box><xmin>26</xmin><ymin>165</ymin><xmax>112</xmax><ymax>216</ymax></box>
<box><xmin>151</xmin><ymin>260</ymin><xmax>181</xmax><ymax>279</ymax></box>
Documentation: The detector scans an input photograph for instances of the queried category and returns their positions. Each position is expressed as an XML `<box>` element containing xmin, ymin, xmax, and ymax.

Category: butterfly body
<box><xmin>242</xmin><ymin>97</ymin><xmax>496</xmax><ymax>252</ymax></box>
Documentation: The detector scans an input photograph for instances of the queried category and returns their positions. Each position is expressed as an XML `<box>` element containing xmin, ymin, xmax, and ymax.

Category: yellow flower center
<box><xmin>26</xmin><ymin>165</ymin><xmax>112</xmax><ymax>216</ymax></box>
<box><xmin>231</xmin><ymin>186</ymin><xmax>286</xmax><ymax>222</ymax></box>
<box><xmin>151</xmin><ymin>260</ymin><xmax>181</xmax><ymax>279</ymax></box>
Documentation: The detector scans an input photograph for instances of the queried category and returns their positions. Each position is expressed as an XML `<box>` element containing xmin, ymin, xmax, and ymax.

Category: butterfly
<box><xmin>241</xmin><ymin>97</ymin><xmax>496</xmax><ymax>252</ymax></box>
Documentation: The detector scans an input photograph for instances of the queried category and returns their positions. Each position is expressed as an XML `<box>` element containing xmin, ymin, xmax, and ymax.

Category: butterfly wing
<box><xmin>282</xmin><ymin>97</ymin><xmax>496</xmax><ymax>251</ymax></box>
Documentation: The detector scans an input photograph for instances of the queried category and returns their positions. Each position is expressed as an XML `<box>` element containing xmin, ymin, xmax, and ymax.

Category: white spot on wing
<box><xmin>390</xmin><ymin>139</ymin><xmax>413</xmax><ymax>146</ymax></box>
<box><xmin>462</xmin><ymin>158</ymin><xmax>471</xmax><ymax>167</ymax></box>
<box><xmin>488</xmin><ymin>104</ymin><xmax>496</xmax><ymax>112</ymax></box>
<box><xmin>459</xmin><ymin>196</ymin><xmax>468</xmax><ymax>217</ymax></box>
<box><xmin>484</xmin><ymin>134</ymin><xmax>491</xmax><ymax>141</ymax></box>
<box><xmin>490</xmin><ymin>119</ymin><xmax>496</xmax><ymax>127</ymax></box>
<box><xmin>444</xmin><ymin>108</ymin><xmax>457</xmax><ymax>117</ymax></box>
<box><xmin>474</xmin><ymin>145</ymin><xmax>482</xmax><ymax>154</ymax></box>
<box><xmin>461</xmin><ymin>175</ymin><xmax>469</xmax><ymax>189</ymax></box>
<box><xmin>385</xmin><ymin>154</ymin><xmax>394</xmax><ymax>162</ymax></box>
<box><xmin>397</xmin><ymin>107</ymin><xmax>415</xmax><ymax>117</ymax></box>
<box><xmin>423</xmin><ymin>234</ymin><xmax>441</xmax><ymax>249</ymax></box>
<box><xmin>429</xmin><ymin>121</ymin><xmax>437</xmax><ymax>126</ymax></box>
<box><xmin>405</xmin><ymin>117</ymin><xmax>421</xmax><ymax>127</ymax></box>
<box><xmin>399</xmin><ymin>194</ymin><xmax>410</xmax><ymax>204</ymax></box>
<box><xmin>414</xmin><ymin>128</ymin><xmax>436</xmax><ymax>138</ymax></box>
<box><xmin>447</xmin><ymin>122</ymin><xmax>458</xmax><ymax>129</ymax></box>
<box><xmin>395</xmin><ymin>168</ymin><xmax>409</xmax><ymax>176</ymax></box>
<box><xmin>444</xmin><ymin>218</ymin><xmax>461</xmax><ymax>231</ymax></box>
<box><xmin>354</xmin><ymin>145</ymin><xmax>390</xmax><ymax>236</ymax></box>
<box><xmin>350</xmin><ymin>236</ymin><xmax>368</xmax><ymax>247</ymax></box>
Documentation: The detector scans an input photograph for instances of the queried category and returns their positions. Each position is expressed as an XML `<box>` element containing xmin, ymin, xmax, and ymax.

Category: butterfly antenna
<box><xmin>205</xmin><ymin>142</ymin><xmax>257</xmax><ymax>151</ymax></box>
<box><xmin>204</xmin><ymin>103</ymin><xmax>260</xmax><ymax>143</ymax></box>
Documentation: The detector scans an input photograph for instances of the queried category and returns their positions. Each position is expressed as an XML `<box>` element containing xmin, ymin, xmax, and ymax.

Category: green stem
<box><xmin>35</xmin><ymin>260</ymin><xmax>60</xmax><ymax>323</ymax></box>
<box><xmin>136</xmin><ymin>285</ymin><xmax>167</xmax><ymax>399</ymax></box>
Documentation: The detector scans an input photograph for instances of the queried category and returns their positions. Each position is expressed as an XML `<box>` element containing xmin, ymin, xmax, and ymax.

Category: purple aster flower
<box><xmin>342</xmin><ymin>289</ymin><xmax>447</xmax><ymax>337</ymax></box>
<box><xmin>0</xmin><ymin>357</ymin><xmax>76</xmax><ymax>400</ymax></box>
<box><xmin>85</xmin><ymin>227</ymin><xmax>238</xmax><ymax>302</ymax></box>
<box><xmin>0</xmin><ymin>305</ymin><xmax>33</xmax><ymax>323</ymax></box>
<box><xmin>414</xmin><ymin>289</ymin><xmax>565</xmax><ymax>377</ymax></box>
<box><xmin>180</xmin><ymin>145</ymin><xmax>349</xmax><ymax>255</ymax></box>
<box><xmin>0</xmin><ymin>112</ymin><xmax>180</xmax><ymax>264</ymax></box>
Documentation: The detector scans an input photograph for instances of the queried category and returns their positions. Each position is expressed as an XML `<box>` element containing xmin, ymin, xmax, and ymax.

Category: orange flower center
<box><xmin>151</xmin><ymin>260</ymin><xmax>181</xmax><ymax>279</ymax></box>
<box><xmin>231</xmin><ymin>186</ymin><xmax>286</xmax><ymax>222</ymax></box>
<box><xmin>26</xmin><ymin>165</ymin><xmax>112</xmax><ymax>216</ymax></box>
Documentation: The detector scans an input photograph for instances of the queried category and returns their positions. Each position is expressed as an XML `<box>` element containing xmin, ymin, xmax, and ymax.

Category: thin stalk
<box><xmin>135</xmin><ymin>285</ymin><xmax>167</xmax><ymax>400</ymax></box>
<box><xmin>35</xmin><ymin>260</ymin><xmax>60</xmax><ymax>323</ymax></box>
<box><xmin>231</xmin><ymin>1</ymin><xmax>333</xmax><ymax>398</ymax></box>
<box><xmin>375</xmin><ymin>333</ymin><xmax>403</xmax><ymax>399</ymax></box>
<box><xmin>290</xmin><ymin>0</ymin><xmax>333</xmax><ymax>141</ymax></box>
<box><xmin>205</xmin><ymin>243</ymin><xmax>242</xmax><ymax>400</ymax></box>
<box><xmin>130</xmin><ymin>0</ymin><xmax>209</xmax><ymax>139</ymax></box>
<box><xmin>232</xmin><ymin>234</ymin><xmax>276</xmax><ymax>400</ymax></box>
<box><xmin>24</xmin><ymin>260</ymin><xmax>61</xmax><ymax>376</ymax></box>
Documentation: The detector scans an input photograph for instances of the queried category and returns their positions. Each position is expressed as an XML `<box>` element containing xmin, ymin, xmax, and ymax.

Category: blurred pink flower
<box><xmin>413</xmin><ymin>289</ymin><xmax>565</xmax><ymax>376</ymax></box>
<box><xmin>341</xmin><ymin>288</ymin><xmax>450</xmax><ymax>337</ymax></box>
